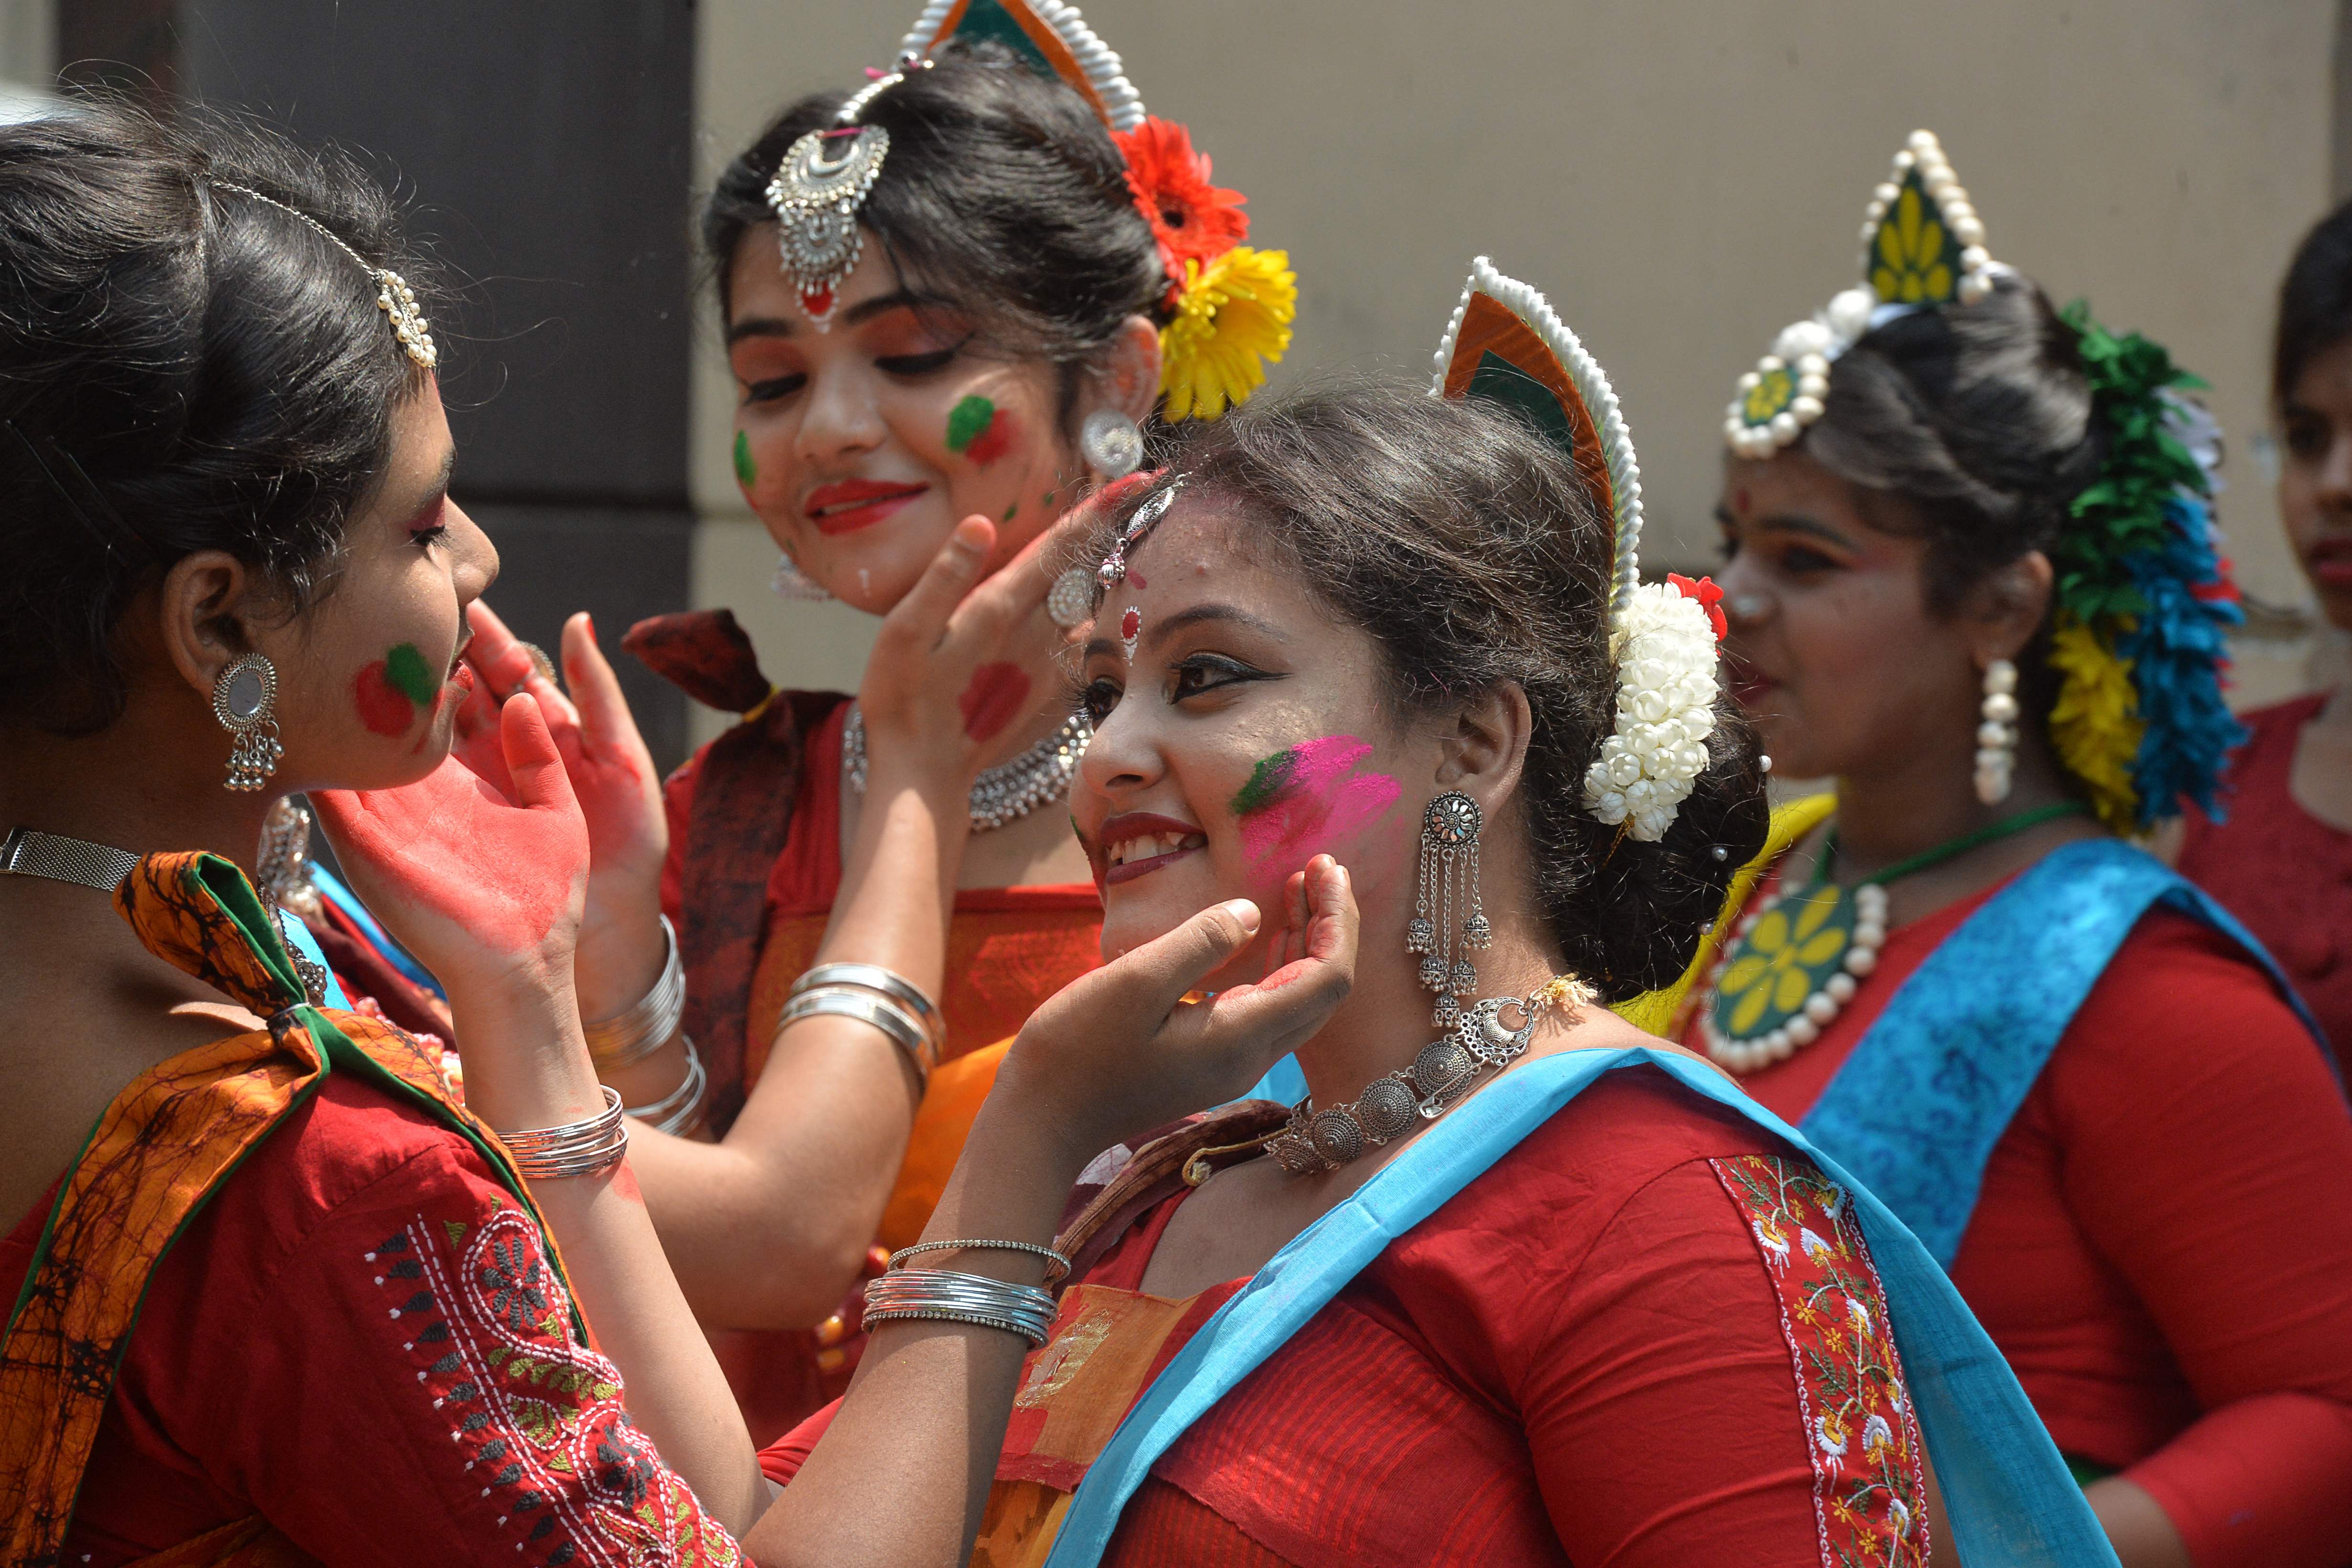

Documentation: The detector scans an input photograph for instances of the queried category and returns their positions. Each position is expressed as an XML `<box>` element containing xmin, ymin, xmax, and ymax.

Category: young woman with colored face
<box><xmin>1697</xmin><ymin>133</ymin><xmax>2352</xmax><ymax>1567</ymax></box>
<box><xmin>2176</xmin><ymin>200</ymin><xmax>2352</xmax><ymax>1055</ymax></box>
<box><xmin>451</xmin><ymin>9</ymin><xmax>1296</xmax><ymax>1444</ymax></box>
<box><xmin>0</xmin><ymin>95</ymin><xmax>1348</xmax><ymax>1566</ymax></box>
<box><xmin>757</xmin><ymin>351</ymin><xmax>2133</xmax><ymax>1568</ymax></box>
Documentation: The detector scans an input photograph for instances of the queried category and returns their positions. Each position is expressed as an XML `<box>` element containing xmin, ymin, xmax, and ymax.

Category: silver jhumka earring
<box><xmin>213</xmin><ymin>653</ymin><xmax>283</xmax><ymax>792</ymax></box>
<box><xmin>1405</xmin><ymin>791</ymin><xmax>1491</xmax><ymax>1029</ymax></box>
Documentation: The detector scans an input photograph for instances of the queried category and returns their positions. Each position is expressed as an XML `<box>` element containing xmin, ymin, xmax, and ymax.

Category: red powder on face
<box><xmin>958</xmin><ymin>662</ymin><xmax>1032</xmax><ymax>743</ymax></box>
<box><xmin>354</xmin><ymin>661</ymin><xmax>417</xmax><ymax>736</ymax></box>
<box><xmin>964</xmin><ymin>407</ymin><xmax>1014</xmax><ymax>466</ymax></box>
<box><xmin>1125</xmin><ymin>569</ymin><xmax>1147</xmax><ymax>589</ymax></box>
<box><xmin>1735</xmin><ymin>487</ymin><xmax>1752</xmax><ymax>516</ymax></box>
<box><xmin>1232</xmin><ymin>736</ymin><xmax>1401</xmax><ymax>870</ymax></box>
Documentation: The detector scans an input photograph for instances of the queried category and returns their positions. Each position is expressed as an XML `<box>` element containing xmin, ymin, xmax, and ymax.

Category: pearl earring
<box><xmin>1974</xmin><ymin>658</ymin><xmax>2018</xmax><ymax>804</ymax></box>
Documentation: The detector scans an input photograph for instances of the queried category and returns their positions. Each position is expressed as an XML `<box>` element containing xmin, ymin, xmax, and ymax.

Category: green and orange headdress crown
<box><xmin>768</xmin><ymin>0</ymin><xmax>1295</xmax><ymax>420</ymax></box>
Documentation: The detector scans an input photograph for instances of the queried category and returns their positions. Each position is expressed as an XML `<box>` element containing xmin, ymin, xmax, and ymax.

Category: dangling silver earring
<box><xmin>1080</xmin><ymin>408</ymin><xmax>1143</xmax><ymax>481</ymax></box>
<box><xmin>1406</xmin><ymin>791</ymin><xmax>1489</xmax><ymax>1029</ymax></box>
<box><xmin>213</xmin><ymin>652</ymin><xmax>283</xmax><ymax>792</ymax></box>
<box><xmin>771</xmin><ymin>551</ymin><xmax>834</xmax><ymax>602</ymax></box>
<box><xmin>1974</xmin><ymin>658</ymin><xmax>2018</xmax><ymax>804</ymax></box>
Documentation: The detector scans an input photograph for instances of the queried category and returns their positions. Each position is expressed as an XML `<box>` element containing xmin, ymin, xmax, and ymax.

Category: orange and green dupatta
<box><xmin>0</xmin><ymin>852</ymin><xmax>571</xmax><ymax>1568</ymax></box>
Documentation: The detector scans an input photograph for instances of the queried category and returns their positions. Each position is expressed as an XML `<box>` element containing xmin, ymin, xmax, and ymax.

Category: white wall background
<box><xmin>689</xmin><ymin>0</ymin><xmax>2339</xmax><ymax>747</ymax></box>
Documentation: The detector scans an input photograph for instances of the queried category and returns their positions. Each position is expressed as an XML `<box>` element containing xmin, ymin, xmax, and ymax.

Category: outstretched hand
<box><xmin>854</xmin><ymin>514</ymin><xmax>1065</xmax><ymax>799</ymax></box>
<box><xmin>999</xmin><ymin>856</ymin><xmax>1359</xmax><ymax>1166</ymax></box>
<box><xmin>313</xmin><ymin>692</ymin><xmax>591</xmax><ymax>1000</ymax></box>
<box><xmin>457</xmin><ymin>601</ymin><xmax>669</xmax><ymax>1018</ymax></box>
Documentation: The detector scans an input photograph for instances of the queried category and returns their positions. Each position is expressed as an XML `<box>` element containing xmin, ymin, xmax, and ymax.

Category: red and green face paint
<box><xmin>354</xmin><ymin>643</ymin><xmax>441</xmax><ymax>736</ymax></box>
<box><xmin>1230</xmin><ymin>735</ymin><xmax>1400</xmax><ymax>867</ymax></box>
<box><xmin>945</xmin><ymin>394</ymin><xmax>1013</xmax><ymax>466</ymax></box>
<box><xmin>958</xmin><ymin>662</ymin><xmax>1031</xmax><ymax>743</ymax></box>
<box><xmin>733</xmin><ymin>429</ymin><xmax>758</xmax><ymax>489</ymax></box>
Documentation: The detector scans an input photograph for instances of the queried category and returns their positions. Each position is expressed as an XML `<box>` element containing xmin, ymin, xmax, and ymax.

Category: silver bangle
<box><xmin>776</xmin><ymin>986</ymin><xmax>938</xmax><ymax>1082</ymax></box>
<box><xmin>622</xmin><ymin>1033</ymin><xmax>708</xmax><ymax>1137</ymax></box>
<box><xmin>496</xmin><ymin>1085</ymin><xmax>630</xmax><ymax>1180</ymax></box>
<box><xmin>582</xmin><ymin>915</ymin><xmax>685</xmax><ymax>1069</ymax></box>
<box><xmin>889</xmin><ymin>1238</ymin><xmax>1070</xmax><ymax>1287</ymax></box>
<box><xmin>790</xmin><ymin>962</ymin><xmax>945</xmax><ymax>1055</ymax></box>
<box><xmin>861</xmin><ymin>1268</ymin><xmax>1057</xmax><ymax>1347</ymax></box>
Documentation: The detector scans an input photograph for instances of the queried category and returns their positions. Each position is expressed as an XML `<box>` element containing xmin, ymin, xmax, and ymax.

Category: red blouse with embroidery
<box><xmin>1678</xmin><ymin>866</ymin><xmax>2352</xmax><ymax>1568</ymax></box>
<box><xmin>0</xmin><ymin>1069</ymin><xmax>746</xmax><ymax>1567</ymax></box>
<box><xmin>766</xmin><ymin>1068</ymin><xmax>1931</xmax><ymax>1568</ymax></box>
<box><xmin>2179</xmin><ymin>692</ymin><xmax>2352</xmax><ymax>1061</ymax></box>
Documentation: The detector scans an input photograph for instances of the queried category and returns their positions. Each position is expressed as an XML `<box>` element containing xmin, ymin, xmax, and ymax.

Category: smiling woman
<box><xmin>449</xmin><ymin>0</ymin><xmax>1300</xmax><ymax>1447</ymax></box>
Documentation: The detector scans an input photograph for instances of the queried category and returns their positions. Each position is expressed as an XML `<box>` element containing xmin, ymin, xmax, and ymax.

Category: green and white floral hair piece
<box><xmin>1726</xmin><ymin>130</ymin><xmax>2005</xmax><ymax>458</ymax></box>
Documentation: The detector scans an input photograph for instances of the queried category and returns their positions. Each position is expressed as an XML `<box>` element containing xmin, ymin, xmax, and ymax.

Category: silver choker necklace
<box><xmin>842</xmin><ymin>702</ymin><xmax>1091</xmax><ymax>834</ymax></box>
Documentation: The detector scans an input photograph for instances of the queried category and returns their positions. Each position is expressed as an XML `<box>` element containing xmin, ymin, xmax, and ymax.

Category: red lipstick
<box><xmin>2309</xmin><ymin>535</ymin><xmax>2352</xmax><ymax>589</ymax></box>
<box><xmin>805</xmin><ymin>478</ymin><xmax>929</xmax><ymax>535</ymax></box>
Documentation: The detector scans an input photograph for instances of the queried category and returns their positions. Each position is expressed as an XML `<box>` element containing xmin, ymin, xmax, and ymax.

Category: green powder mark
<box><xmin>384</xmin><ymin>642</ymin><xmax>438</xmax><ymax>705</ymax></box>
<box><xmin>732</xmin><ymin>429</ymin><xmax>757</xmax><ymax>487</ymax></box>
<box><xmin>1229</xmin><ymin>748</ymin><xmax>1298</xmax><ymax>817</ymax></box>
<box><xmin>945</xmin><ymin>394</ymin><xmax>997</xmax><ymax>455</ymax></box>
<box><xmin>1002</xmin><ymin>501</ymin><xmax>1019</xmax><ymax>523</ymax></box>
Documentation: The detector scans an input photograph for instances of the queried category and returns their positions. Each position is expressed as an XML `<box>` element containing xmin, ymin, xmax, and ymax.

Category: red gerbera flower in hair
<box><xmin>1112</xmin><ymin>117</ymin><xmax>1249</xmax><ymax>277</ymax></box>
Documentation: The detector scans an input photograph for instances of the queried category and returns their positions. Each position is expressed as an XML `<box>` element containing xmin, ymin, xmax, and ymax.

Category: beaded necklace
<box><xmin>1698</xmin><ymin>801</ymin><xmax>2087</xmax><ymax>1074</ymax></box>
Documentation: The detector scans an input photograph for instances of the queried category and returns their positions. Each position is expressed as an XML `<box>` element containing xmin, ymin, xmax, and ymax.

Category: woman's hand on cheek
<box><xmin>312</xmin><ymin>692</ymin><xmax>591</xmax><ymax>1005</ymax></box>
<box><xmin>857</xmin><ymin>513</ymin><xmax>1060</xmax><ymax>792</ymax></box>
<box><xmin>997</xmin><ymin>857</ymin><xmax>1358</xmax><ymax>1169</ymax></box>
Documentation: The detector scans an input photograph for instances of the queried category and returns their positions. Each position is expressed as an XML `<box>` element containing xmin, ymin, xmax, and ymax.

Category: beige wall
<box><xmin>690</xmin><ymin>0</ymin><xmax>2338</xmax><ymax>748</ymax></box>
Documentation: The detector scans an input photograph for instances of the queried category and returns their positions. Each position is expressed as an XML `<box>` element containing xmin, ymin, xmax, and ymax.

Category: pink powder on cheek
<box><xmin>1234</xmin><ymin>735</ymin><xmax>1402</xmax><ymax>867</ymax></box>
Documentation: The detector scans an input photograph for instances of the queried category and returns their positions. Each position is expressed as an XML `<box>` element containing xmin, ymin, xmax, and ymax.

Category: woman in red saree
<box><xmin>0</xmin><ymin>96</ymin><xmax>1338</xmax><ymax>1567</ymax></box>
<box><xmin>447</xmin><ymin>0</ymin><xmax>1296</xmax><ymax>1442</ymax></box>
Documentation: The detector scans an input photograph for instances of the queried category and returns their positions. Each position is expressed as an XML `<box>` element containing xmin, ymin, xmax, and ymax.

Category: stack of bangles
<box><xmin>777</xmin><ymin>961</ymin><xmax>944</xmax><ymax>1088</ymax></box>
<box><xmin>582</xmin><ymin>914</ymin><xmax>708</xmax><ymax>1137</ymax></box>
<box><xmin>498</xmin><ymin>1085</ymin><xmax>630</xmax><ymax>1181</ymax></box>
<box><xmin>861</xmin><ymin>1239</ymin><xmax>1070</xmax><ymax>1347</ymax></box>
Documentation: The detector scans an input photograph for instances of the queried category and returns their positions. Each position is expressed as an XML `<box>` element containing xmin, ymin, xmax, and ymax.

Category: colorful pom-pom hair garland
<box><xmin>1431</xmin><ymin>258</ymin><xmax>1727</xmax><ymax>843</ymax></box>
<box><xmin>1724</xmin><ymin>129</ymin><xmax>2244</xmax><ymax>831</ymax></box>
<box><xmin>818</xmin><ymin>0</ymin><xmax>1295</xmax><ymax>421</ymax></box>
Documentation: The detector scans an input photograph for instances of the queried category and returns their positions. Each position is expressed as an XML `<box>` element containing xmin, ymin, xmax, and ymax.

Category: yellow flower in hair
<box><xmin>2047</xmin><ymin>616</ymin><xmax>2144</xmax><ymax>832</ymax></box>
<box><xmin>1159</xmin><ymin>247</ymin><xmax>1296</xmax><ymax>421</ymax></box>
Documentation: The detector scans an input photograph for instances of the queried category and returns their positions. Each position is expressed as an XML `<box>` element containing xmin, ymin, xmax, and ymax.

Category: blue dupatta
<box><xmin>1045</xmin><ymin>1045</ymin><xmax>2121</xmax><ymax>1568</ymax></box>
<box><xmin>1801</xmin><ymin>838</ymin><xmax>2331</xmax><ymax>1267</ymax></box>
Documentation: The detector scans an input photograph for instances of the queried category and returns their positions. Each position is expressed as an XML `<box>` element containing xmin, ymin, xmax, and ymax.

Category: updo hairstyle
<box><xmin>0</xmin><ymin>96</ymin><xmax>438</xmax><ymax>735</ymax></box>
<box><xmin>2274</xmin><ymin>196</ymin><xmax>2352</xmax><ymax>404</ymax></box>
<box><xmin>1087</xmin><ymin>385</ymin><xmax>1770</xmax><ymax>1002</ymax></box>
<box><xmin>1799</xmin><ymin>273</ymin><xmax>2103</xmax><ymax>726</ymax></box>
<box><xmin>702</xmin><ymin>43</ymin><xmax>1168</xmax><ymax>431</ymax></box>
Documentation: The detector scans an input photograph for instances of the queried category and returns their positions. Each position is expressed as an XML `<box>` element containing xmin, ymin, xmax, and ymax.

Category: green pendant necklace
<box><xmin>1700</xmin><ymin>801</ymin><xmax>2087</xmax><ymax>1074</ymax></box>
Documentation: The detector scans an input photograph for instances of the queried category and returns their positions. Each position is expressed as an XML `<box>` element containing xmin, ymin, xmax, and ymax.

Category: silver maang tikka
<box><xmin>764</xmin><ymin>58</ymin><xmax>932</xmax><ymax>330</ymax></box>
<box><xmin>1405</xmin><ymin>791</ymin><xmax>1491</xmax><ymax>1029</ymax></box>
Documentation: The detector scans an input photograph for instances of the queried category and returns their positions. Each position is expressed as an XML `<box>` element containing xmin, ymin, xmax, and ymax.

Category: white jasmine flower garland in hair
<box><xmin>1583</xmin><ymin>579</ymin><xmax>1725</xmax><ymax>841</ymax></box>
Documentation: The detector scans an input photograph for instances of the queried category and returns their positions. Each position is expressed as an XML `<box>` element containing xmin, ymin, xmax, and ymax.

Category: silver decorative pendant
<box><xmin>1405</xmin><ymin>916</ymin><xmax>1433</xmax><ymax>955</ymax></box>
<box><xmin>765</xmin><ymin>126</ymin><xmax>891</xmax><ymax>330</ymax></box>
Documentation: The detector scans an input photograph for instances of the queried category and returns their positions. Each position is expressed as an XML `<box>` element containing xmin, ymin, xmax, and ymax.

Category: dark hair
<box><xmin>1091</xmin><ymin>384</ymin><xmax>1769</xmax><ymax>1002</ymax></box>
<box><xmin>2275</xmin><ymin>197</ymin><xmax>2352</xmax><ymax>403</ymax></box>
<box><xmin>1802</xmin><ymin>274</ymin><xmax>2102</xmax><ymax>617</ymax></box>
<box><xmin>702</xmin><ymin>44</ymin><xmax>1167</xmax><ymax>426</ymax></box>
<box><xmin>0</xmin><ymin>95</ymin><xmax>436</xmax><ymax>734</ymax></box>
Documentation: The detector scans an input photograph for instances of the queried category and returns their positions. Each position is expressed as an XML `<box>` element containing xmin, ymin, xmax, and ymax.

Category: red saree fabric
<box><xmin>765</xmin><ymin>1068</ymin><xmax>1929</xmax><ymax>1568</ymax></box>
<box><xmin>2179</xmin><ymin>692</ymin><xmax>2352</xmax><ymax>1062</ymax></box>
<box><xmin>1679</xmin><ymin>858</ymin><xmax>2352</xmax><ymax>1568</ymax></box>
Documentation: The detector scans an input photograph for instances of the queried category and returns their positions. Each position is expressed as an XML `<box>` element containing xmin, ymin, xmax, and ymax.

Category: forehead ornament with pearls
<box><xmin>1726</xmin><ymin>130</ymin><xmax>2003</xmax><ymax>459</ymax></box>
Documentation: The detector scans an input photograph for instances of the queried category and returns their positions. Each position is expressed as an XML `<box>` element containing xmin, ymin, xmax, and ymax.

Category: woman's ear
<box><xmin>1435</xmin><ymin>682</ymin><xmax>1534</xmax><ymax>816</ymax></box>
<box><xmin>1966</xmin><ymin>549</ymin><xmax>2055</xmax><ymax>664</ymax></box>
<box><xmin>1098</xmin><ymin>315</ymin><xmax>1164</xmax><ymax>425</ymax></box>
<box><xmin>155</xmin><ymin>549</ymin><xmax>260</xmax><ymax>701</ymax></box>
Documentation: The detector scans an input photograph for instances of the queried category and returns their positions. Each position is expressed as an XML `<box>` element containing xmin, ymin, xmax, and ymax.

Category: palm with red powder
<box><xmin>313</xmin><ymin>693</ymin><xmax>590</xmax><ymax>995</ymax></box>
<box><xmin>455</xmin><ymin>602</ymin><xmax>669</xmax><ymax>1015</ymax></box>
